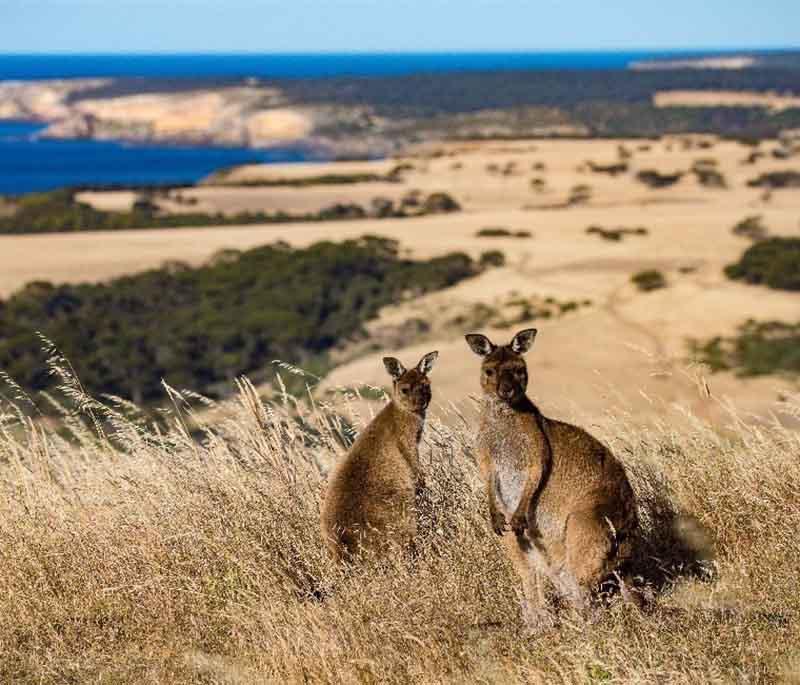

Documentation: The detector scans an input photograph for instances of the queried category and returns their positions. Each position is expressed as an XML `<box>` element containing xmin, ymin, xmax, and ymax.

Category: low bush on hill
<box><xmin>631</xmin><ymin>269</ymin><xmax>667</xmax><ymax>292</ymax></box>
<box><xmin>476</xmin><ymin>227</ymin><xmax>531</xmax><ymax>238</ymax></box>
<box><xmin>746</xmin><ymin>171</ymin><xmax>800</xmax><ymax>189</ymax></box>
<box><xmin>690</xmin><ymin>319</ymin><xmax>800</xmax><ymax>376</ymax></box>
<box><xmin>586</xmin><ymin>225</ymin><xmax>648</xmax><ymax>242</ymax></box>
<box><xmin>635</xmin><ymin>169</ymin><xmax>684</xmax><ymax>189</ymax></box>
<box><xmin>731</xmin><ymin>215</ymin><xmax>768</xmax><ymax>241</ymax></box>
<box><xmin>725</xmin><ymin>237</ymin><xmax>800</xmax><ymax>291</ymax></box>
<box><xmin>0</xmin><ymin>237</ymin><xmax>480</xmax><ymax>404</ymax></box>
<box><xmin>0</xmin><ymin>188</ymin><xmax>462</xmax><ymax>234</ymax></box>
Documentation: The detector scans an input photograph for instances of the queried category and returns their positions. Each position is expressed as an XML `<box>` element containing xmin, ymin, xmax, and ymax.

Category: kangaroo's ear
<box><xmin>383</xmin><ymin>357</ymin><xmax>406</xmax><ymax>380</ymax></box>
<box><xmin>510</xmin><ymin>328</ymin><xmax>538</xmax><ymax>354</ymax></box>
<box><xmin>465</xmin><ymin>333</ymin><xmax>495</xmax><ymax>357</ymax></box>
<box><xmin>416</xmin><ymin>350</ymin><xmax>439</xmax><ymax>375</ymax></box>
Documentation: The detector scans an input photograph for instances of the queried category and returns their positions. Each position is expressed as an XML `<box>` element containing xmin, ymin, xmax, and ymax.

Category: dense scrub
<box><xmin>690</xmin><ymin>319</ymin><xmax>800</xmax><ymax>376</ymax></box>
<box><xmin>725</xmin><ymin>237</ymin><xmax>800</xmax><ymax>290</ymax></box>
<box><xmin>0</xmin><ymin>363</ymin><xmax>798</xmax><ymax>683</ymax></box>
<box><xmin>0</xmin><ymin>237</ymin><xmax>479</xmax><ymax>403</ymax></box>
<box><xmin>0</xmin><ymin>188</ymin><xmax>460</xmax><ymax>234</ymax></box>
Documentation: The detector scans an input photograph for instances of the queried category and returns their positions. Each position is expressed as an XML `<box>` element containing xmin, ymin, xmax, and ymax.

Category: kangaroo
<box><xmin>321</xmin><ymin>351</ymin><xmax>439</xmax><ymax>562</ymax></box>
<box><xmin>465</xmin><ymin>328</ymin><xmax>638</xmax><ymax>629</ymax></box>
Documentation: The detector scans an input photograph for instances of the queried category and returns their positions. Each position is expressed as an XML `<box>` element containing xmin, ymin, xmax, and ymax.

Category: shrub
<box><xmin>691</xmin><ymin>162</ymin><xmax>727</xmax><ymax>189</ymax></box>
<box><xmin>636</xmin><ymin>170</ymin><xmax>684</xmax><ymax>188</ymax></box>
<box><xmin>746</xmin><ymin>171</ymin><xmax>800</xmax><ymax>189</ymax></box>
<box><xmin>421</xmin><ymin>192</ymin><xmax>461</xmax><ymax>214</ymax></box>
<box><xmin>725</xmin><ymin>237</ymin><xmax>800</xmax><ymax>290</ymax></box>
<box><xmin>631</xmin><ymin>269</ymin><xmax>667</xmax><ymax>292</ymax></box>
<box><xmin>479</xmin><ymin>250</ymin><xmax>506</xmax><ymax>268</ymax></box>
<box><xmin>731</xmin><ymin>215</ymin><xmax>768</xmax><ymax>241</ymax></box>
<box><xmin>586</xmin><ymin>226</ymin><xmax>648</xmax><ymax>241</ymax></box>
<box><xmin>568</xmin><ymin>184</ymin><xmax>592</xmax><ymax>205</ymax></box>
<box><xmin>690</xmin><ymin>319</ymin><xmax>800</xmax><ymax>376</ymax></box>
<box><xmin>477</xmin><ymin>227</ymin><xmax>531</xmax><ymax>238</ymax></box>
<box><xmin>587</xmin><ymin>161</ymin><xmax>628</xmax><ymax>176</ymax></box>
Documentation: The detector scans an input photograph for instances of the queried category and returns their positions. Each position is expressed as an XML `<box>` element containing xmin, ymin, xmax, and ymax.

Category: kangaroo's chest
<box><xmin>479</xmin><ymin>417</ymin><xmax>545</xmax><ymax>514</ymax></box>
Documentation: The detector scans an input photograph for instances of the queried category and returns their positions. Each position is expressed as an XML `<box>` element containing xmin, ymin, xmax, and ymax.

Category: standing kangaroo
<box><xmin>465</xmin><ymin>328</ymin><xmax>638</xmax><ymax>628</ymax></box>
<box><xmin>321</xmin><ymin>351</ymin><xmax>439</xmax><ymax>562</ymax></box>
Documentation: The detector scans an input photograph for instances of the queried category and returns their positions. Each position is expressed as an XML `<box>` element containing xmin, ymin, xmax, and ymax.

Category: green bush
<box><xmin>476</xmin><ymin>227</ymin><xmax>530</xmax><ymax>238</ymax></box>
<box><xmin>631</xmin><ymin>269</ymin><xmax>667</xmax><ymax>292</ymax></box>
<box><xmin>479</xmin><ymin>250</ymin><xmax>506</xmax><ymax>268</ymax></box>
<box><xmin>690</xmin><ymin>320</ymin><xmax>800</xmax><ymax>376</ymax></box>
<box><xmin>746</xmin><ymin>171</ymin><xmax>800</xmax><ymax>189</ymax></box>
<box><xmin>636</xmin><ymin>170</ymin><xmax>684</xmax><ymax>188</ymax></box>
<box><xmin>725</xmin><ymin>238</ymin><xmax>800</xmax><ymax>290</ymax></box>
<box><xmin>731</xmin><ymin>215</ymin><xmax>768</xmax><ymax>241</ymax></box>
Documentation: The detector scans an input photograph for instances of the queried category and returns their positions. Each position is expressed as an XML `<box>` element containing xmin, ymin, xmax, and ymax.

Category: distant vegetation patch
<box><xmin>0</xmin><ymin>188</ymin><xmax>460</xmax><ymax>234</ymax></box>
<box><xmin>690</xmin><ymin>320</ymin><xmax>800</xmax><ymax>377</ymax></box>
<box><xmin>478</xmin><ymin>250</ymin><xmax>506</xmax><ymax>268</ymax></box>
<box><xmin>206</xmin><ymin>168</ymin><xmax>406</xmax><ymax>188</ymax></box>
<box><xmin>691</xmin><ymin>160</ymin><xmax>727</xmax><ymax>189</ymax></box>
<box><xmin>746</xmin><ymin>171</ymin><xmax>800</xmax><ymax>189</ymax></box>
<box><xmin>586</xmin><ymin>225</ymin><xmax>648</xmax><ymax>242</ymax></box>
<box><xmin>586</xmin><ymin>161</ymin><xmax>628</xmax><ymax>176</ymax></box>
<box><xmin>476</xmin><ymin>227</ymin><xmax>532</xmax><ymax>238</ymax></box>
<box><xmin>635</xmin><ymin>169</ymin><xmax>684</xmax><ymax>189</ymax></box>
<box><xmin>725</xmin><ymin>238</ymin><xmax>800</xmax><ymax>291</ymax></box>
<box><xmin>631</xmin><ymin>269</ymin><xmax>667</xmax><ymax>292</ymax></box>
<box><xmin>731</xmin><ymin>215</ymin><xmax>769</xmax><ymax>241</ymax></box>
<box><xmin>0</xmin><ymin>237</ymin><xmax>480</xmax><ymax>404</ymax></box>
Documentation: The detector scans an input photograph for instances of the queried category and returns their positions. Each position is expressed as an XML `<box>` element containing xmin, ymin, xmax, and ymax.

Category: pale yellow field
<box><xmin>2</xmin><ymin>137</ymin><xmax>799</xmax><ymax>427</ymax></box>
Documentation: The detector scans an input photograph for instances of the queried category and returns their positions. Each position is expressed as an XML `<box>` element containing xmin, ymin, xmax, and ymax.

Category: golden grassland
<box><xmin>1</xmin><ymin>351</ymin><xmax>799</xmax><ymax>684</ymax></box>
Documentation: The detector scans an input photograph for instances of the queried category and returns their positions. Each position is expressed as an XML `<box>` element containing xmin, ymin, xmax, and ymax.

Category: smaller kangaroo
<box><xmin>465</xmin><ymin>328</ymin><xmax>638</xmax><ymax>628</ymax></box>
<box><xmin>321</xmin><ymin>351</ymin><xmax>439</xmax><ymax>562</ymax></box>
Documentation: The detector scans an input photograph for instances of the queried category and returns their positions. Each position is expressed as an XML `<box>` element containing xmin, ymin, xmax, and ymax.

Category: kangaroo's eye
<box><xmin>484</xmin><ymin>369</ymin><xmax>494</xmax><ymax>377</ymax></box>
<box><xmin>401</xmin><ymin>387</ymin><xmax>410</xmax><ymax>395</ymax></box>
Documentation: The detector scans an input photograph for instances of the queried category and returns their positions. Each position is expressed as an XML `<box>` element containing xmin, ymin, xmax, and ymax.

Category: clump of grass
<box><xmin>691</xmin><ymin>161</ymin><xmax>727</xmax><ymax>189</ymax></box>
<box><xmin>568</xmin><ymin>184</ymin><xmax>592</xmax><ymax>205</ymax></box>
<box><xmin>0</xmin><ymin>352</ymin><xmax>798</xmax><ymax>683</ymax></box>
<box><xmin>636</xmin><ymin>169</ymin><xmax>684</xmax><ymax>189</ymax></box>
<box><xmin>586</xmin><ymin>225</ymin><xmax>649</xmax><ymax>242</ymax></box>
<box><xmin>632</xmin><ymin>269</ymin><xmax>667</xmax><ymax>292</ymax></box>
<box><xmin>731</xmin><ymin>215</ymin><xmax>769</xmax><ymax>241</ymax></box>
<box><xmin>479</xmin><ymin>249</ymin><xmax>506</xmax><ymax>268</ymax></box>
<box><xmin>476</xmin><ymin>227</ymin><xmax>532</xmax><ymax>238</ymax></box>
<box><xmin>747</xmin><ymin>171</ymin><xmax>800</xmax><ymax>189</ymax></box>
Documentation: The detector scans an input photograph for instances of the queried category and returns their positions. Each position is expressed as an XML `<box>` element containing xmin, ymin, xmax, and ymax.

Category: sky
<box><xmin>0</xmin><ymin>0</ymin><xmax>798</xmax><ymax>54</ymax></box>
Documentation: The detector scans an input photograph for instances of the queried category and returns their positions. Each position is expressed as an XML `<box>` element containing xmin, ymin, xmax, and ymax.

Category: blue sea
<box><xmin>0</xmin><ymin>51</ymin><xmax>758</xmax><ymax>81</ymax></box>
<box><xmin>0</xmin><ymin>51</ymin><xmax>773</xmax><ymax>195</ymax></box>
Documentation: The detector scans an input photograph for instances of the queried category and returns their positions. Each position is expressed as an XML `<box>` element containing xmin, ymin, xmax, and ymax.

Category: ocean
<box><xmin>0</xmin><ymin>51</ymin><xmax>754</xmax><ymax>81</ymax></box>
<box><xmin>0</xmin><ymin>51</ymin><xmax>777</xmax><ymax>195</ymax></box>
<box><xmin>0</xmin><ymin>120</ymin><xmax>311</xmax><ymax>195</ymax></box>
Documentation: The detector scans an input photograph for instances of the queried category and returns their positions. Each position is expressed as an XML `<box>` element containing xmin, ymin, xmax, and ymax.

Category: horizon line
<box><xmin>1</xmin><ymin>46</ymin><xmax>799</xmax><ymax>57</ymax></box>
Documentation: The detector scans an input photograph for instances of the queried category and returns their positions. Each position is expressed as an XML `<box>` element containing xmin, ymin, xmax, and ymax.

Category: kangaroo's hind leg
<box><xmin>558</xmin><ymin>508</ymin><xmax>616</xmax><ymax>618</ymax></box>
<box><xmin>501</xmin><ymin>533</ymin><xmax>556</xmax><ymax>634</ymax></box>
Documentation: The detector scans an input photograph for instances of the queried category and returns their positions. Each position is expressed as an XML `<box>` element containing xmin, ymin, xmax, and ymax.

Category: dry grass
<box><xmin>1</xmin><ymin>352</ymin><xmax>799</xmax><ymax>684</ymax></box>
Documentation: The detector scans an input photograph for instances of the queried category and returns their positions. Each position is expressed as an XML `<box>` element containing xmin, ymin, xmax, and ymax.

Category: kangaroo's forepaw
<box><xmin>490</xmin><ymin>510</ymin><xmax>507</xmax><ymax>536</ymax></box>
<box><xmin>510</xmin><ymin>511</ymin><xmax>528</xmax><ymax>536</ymax></box>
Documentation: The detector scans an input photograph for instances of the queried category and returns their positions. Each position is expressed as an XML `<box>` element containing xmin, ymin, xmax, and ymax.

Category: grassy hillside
<box><xmin>0</xmin><ymin>237</ymin><xmax>479</xmax><ymax>403</ymax></box>
<box><xmin>0</xmin><ymin>366</ymin><xmax>797</xmax><ymax>683</ymax></box>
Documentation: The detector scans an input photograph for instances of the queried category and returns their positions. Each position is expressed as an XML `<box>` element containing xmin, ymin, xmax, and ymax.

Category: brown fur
<box><xmin>321</xmin><ymin>351</ymin><xmax>438</xmax><ymax>562</ymax></box>
<box><xmin>465</xmin><ymin>329</ymin><xmax>638</xmax><ymax>625</ymax></box>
